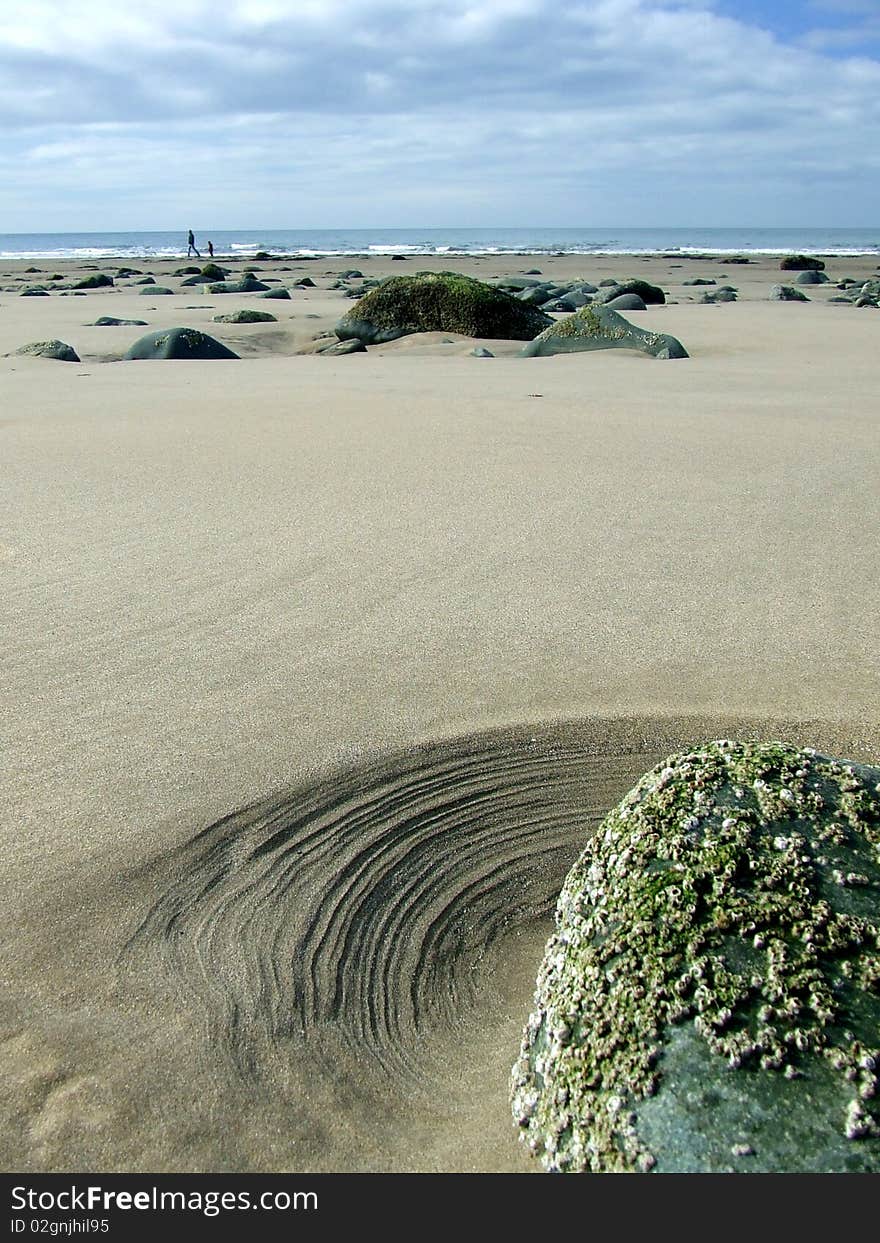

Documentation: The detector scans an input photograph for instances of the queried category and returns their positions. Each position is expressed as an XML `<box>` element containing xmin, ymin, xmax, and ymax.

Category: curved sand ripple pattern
<box><xmin>125</xmin><ymin>718</ymin><xmax>879</xmax><ymax>1086</ymax></box>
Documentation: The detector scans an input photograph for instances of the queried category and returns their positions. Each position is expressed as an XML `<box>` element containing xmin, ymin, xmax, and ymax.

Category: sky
<box><xmin>0</xmin><ymin>0</ymin><xmax>878</xmax><ymax>232</ymax></box>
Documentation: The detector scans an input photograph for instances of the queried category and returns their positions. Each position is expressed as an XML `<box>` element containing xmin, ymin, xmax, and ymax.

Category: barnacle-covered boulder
<box><xmin>11</xmin><ymin>339</ymin><xmax>80</xmax><ymax>362</ymax></box>
<box><xmin>520</xmin><ymin>304</ymin><xmax>688</xmax><ymax>359</ymax></box>
<box><xmin>511</xmin><ymin>740</ymin><xmax>880</xmax><ymax>1173</ymax></box>
<box><xmin>335</xmin><ymin>271</ymin><xmax>552</xmax><ymax>345</ymax></box>
<box><xmin>123</xmin><ymin>328</ymin><xmax>239</xmax><ymax>360</ymax></box>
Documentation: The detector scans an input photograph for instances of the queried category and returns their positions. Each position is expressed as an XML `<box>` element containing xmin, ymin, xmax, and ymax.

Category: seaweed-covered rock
<box><xmin>335</xmin><ymin>271</ymin><xmax>552</xmax><ymax>345</ymax></box>
<box><xmin>201</xmin><ymin>263</ymin><xmax>229</xmax><ymax>281</ymax></box>
<box><xmin>520</xmin><ymin>304</ymin><xmax>687</xmax><ymax>360</ymax></box>
<box><xmin>859</xmin><ymin>279</ymin><xmax>880</xmax><ymax>299</ymax></box>
<box><xmin>595</xmin><ymin>279</ymin><xmax>666</xmax><ymax>306</ymax></box>
<box><xmin>140</xmin><ymin>286</ymin><xmax>174</xmax><ymax>295</ymax></box>
<box><xmin>122</xmin><ymin>328</ymin><xmax>239</xmax><ymax>360</ymax></box>
<box><xmin>770</xmin><ymin>284</ymin><xmax>810</xmax><ymax>302</ymax></box>
<box><xmin>20</xmin><ymin>287</ymin><xmax>49</xmax><ymax>296</ymax></box>
<box><xmin>511</xmin><ymin>740</ymin><xmax>880</xmax><ymax>1173</ymax></box>
<box><xmin>12</xmin><ymin>339</ymin><xmax>80</xmax><ymax>362</ymax></box>
<box><xmin>212</xmin><ymin>309</ymin><xmax>277</xmax><ymax>324</ymax></box>
<box><xmin>72</xmin><ymin>272</ymin><xmax>113</xmax><ymax>289</ymax></box>
<box><xmin>292</xmin><ymin>277</ymin><xmax>316</xmax><ymax>287</ymax></box>
<box><xmin>780</xmin><ymin>255</ymin><xmax>825</xmax><ymax>271</ymax></box>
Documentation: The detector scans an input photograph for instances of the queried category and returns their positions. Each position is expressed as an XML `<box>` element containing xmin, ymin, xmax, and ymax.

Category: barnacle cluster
<box><xmin>511</xmin><ymin>740</ymin><xmax>880</xmax><ymax>1172</ymax></box>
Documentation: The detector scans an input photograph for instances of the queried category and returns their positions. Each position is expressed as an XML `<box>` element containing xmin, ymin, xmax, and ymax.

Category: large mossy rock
<box><xmin>595</xmin><ymin>278</ymin><xmax>666</xmax><ymax>306</ymax></box>
<box><xmin>511</xmin><ymin>740</ymin><xmax>880</xmax><ymax>1173</ymax></box>
<box><xmin>520</xmin><ymin>304</ymin><xmax>687</xmax><ymax>359</ymax></box>
<box><xmin>123</xmin><ymin>328</ymin><xmax>239</xmax><ymax>360</ymax></box>
<box><xmin>335</xmin><ymin>270</ymin><xmax>552</xmax><ymax>345</ymax></box>
<box><xmin>11</xmin><ymin>339</ymin><xmax>80</xmax><ymax>362</ymax></box>
<box><xmin>72</xmin><ymin>272</ymin><xmax>113</xmax><ymax>289</ymax></box>
<box><xmin>780</xmin><ymin>255</ymin><xmax>825</xmax><ymax>271</ymax></box>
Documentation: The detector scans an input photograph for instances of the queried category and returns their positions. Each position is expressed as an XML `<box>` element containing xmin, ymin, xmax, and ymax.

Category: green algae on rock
<box><xmin>520</xmin><ymin>304</ymin><xmax>688</xmax><ymax>360</ymax></box>
<box><xmin>123</xmin><ymin>328</ymin><xmax>239</xmax><ymax>360</ymax></box>
<box><xmin>511</xmin><ymin>740</ymin><xmax>880</xmax><ymax>1173</ymax></box>
<box><xmin>335</xmin><ymin>270</ymin><xmax>553</xmax><ymax>345</ymax></box>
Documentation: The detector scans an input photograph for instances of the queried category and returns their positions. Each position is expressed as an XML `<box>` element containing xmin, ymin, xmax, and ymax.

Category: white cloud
<box><xmin>0</xmin><ymin>0</ymin><xmax>877</xmax><ymax>228</ymax></box>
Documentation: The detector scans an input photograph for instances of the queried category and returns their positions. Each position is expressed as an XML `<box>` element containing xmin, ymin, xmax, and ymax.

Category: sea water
<box><xmin>0</xmin><ymin>226</ymin><xmax>877</xmax><ymax>262</ymax></box>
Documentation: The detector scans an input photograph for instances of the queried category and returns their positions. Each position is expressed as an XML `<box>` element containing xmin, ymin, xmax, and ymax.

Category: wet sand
<box><xmin>2</xmin><ymin>248</ymin><xmax>879</xmax><ymax>1171</ymax></box>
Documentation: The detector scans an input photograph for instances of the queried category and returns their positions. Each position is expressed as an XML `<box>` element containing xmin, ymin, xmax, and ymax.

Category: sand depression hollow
<box><xmin>123</xmin><ymin>715</ymin><xmax>879</xmax><ymax>1099</ymax></box>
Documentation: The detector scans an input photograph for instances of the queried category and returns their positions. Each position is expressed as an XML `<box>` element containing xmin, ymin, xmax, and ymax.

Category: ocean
<box><xmin>0</xmin><ymin>226</ymin><xmax>877</xmax><ymax>261</ymax></box>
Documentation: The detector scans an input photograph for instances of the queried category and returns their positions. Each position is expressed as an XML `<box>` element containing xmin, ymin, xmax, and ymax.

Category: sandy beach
<box><xmin>2</xmin><ymin>247</ymin><xmax>880</xmax><ymax>1172</ymax></box>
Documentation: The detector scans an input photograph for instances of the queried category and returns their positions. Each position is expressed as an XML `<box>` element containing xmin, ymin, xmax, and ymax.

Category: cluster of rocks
<box><xmin>331</xmin><ymin>271</ymin><xmax>687</xmax><ymax>360</ymax></box>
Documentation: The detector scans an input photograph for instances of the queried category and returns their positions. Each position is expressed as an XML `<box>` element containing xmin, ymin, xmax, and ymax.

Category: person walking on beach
<box><xmin>187</xmin><ymin>229</ymin><xmax>201</xmax><ymax>258</ymax></box>
<box><xmin>207</xmin><ymin>240</ymin><xmax>214</xmax><ymax>259</ymax></box>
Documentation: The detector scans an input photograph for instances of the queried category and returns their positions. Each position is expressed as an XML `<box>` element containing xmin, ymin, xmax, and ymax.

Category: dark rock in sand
<box><xmin>206</xmin><ymin>275</ymin><xmax>271</xmax><ymax>294</ymax></box>
<box><xmin>73</xmin><ymin>272</ymin><xmax>113</xmax><ymax>289</ymax></box>
<box><xmin>335</xmin><ymin>271</ymin><xmax>552</xmax><ymax>345</ymax></box>
<box><xmin>21</xmin><ymin>287</ymin><xmax>49</xmax><ymax>296</ymax></box>
<box><xmin>604</xmin><ymin>293</ymin><xmax>647</xmax><ymax>311</ymax></box>
<box><xmin>470</xmin><ymin>347</ymin><xmax>494</xmax><ymax>357</ymax></box>
<box><xmin>116</xmin><ymin>268</ymin><xmax>142</xmax><ymax>278</ymax></box>
<box><xmin>770</xmin><ymin>284</ymin><xmax>810</xmax><ymax>302</ymax></box>
<box><xmin>780</xmin><ymin>255</ymin><xmax>825</xmax><ymax>271</ymax></box>
<box><xmin>701</xmin><ymin>288</ymin><xmax>738</xmax><ymax>304</ymax></box>
<box><xmin>212</xmin><ymin>309</ymin><xmax>278</xmax><ymax>324</ymax></box>
<box><xmin>90</xmin><ymin>316</ymin><xmax>149</xmax><ymax>326</ymax></box>
<box><xmin>320</xmin><ymin>338</ymin><xmax>367</xmax><ymax>355</ymax></box>
<box><xmin>293</xmin><ymin>277</ymin><xmax>316</xmax><ymax>287</ymax></box>
<box><xmin>179</xmin><ymin>274</ymin><xmax>216</xmax><ymax>286</ymax></box>
<box><xmin>511</xmin><ymin>740</ymin><xmax>880</xmax><ymax>1173</ymax></box>
<box><xmin>796</xmin><ymin>271</ymin><xmax>830</xmax><ymax>285</ymax></box>
<box><xmin>253</xmin><ymin>252</ymin><xmax>271</xmax><ymax>261</ymax></box>
<box><xmin>258</xmin><ymin>288</ymin><xmax>291</xmax><ymax>300</ymax></box>
<box><xmin>595</xmin><ymin>279</ymin><xmax>666</xmax><ymax>306</ymax></box>
<box><xmin>682</xmin><ymin>278</ymin><xmax>716</xmax><ymax>286</ymax></box>
<box><xmin>141</xmin><ymin>286</ymin><xmax>174</xmax><ymax>295</ymax></box>
<box><xmin>123</xmin><ymin>328</ymin><xmax>239</xmax><ymax>360</ymax></box>
<box><xmin>339</xmin><ymin>269</ymin><xmax>364</xmax><ymax>280</ymax></box>
<box><xmin>174</xmin><ymin>266</ymin><xmax>202</xmax><ymax>276</ymax></box>
<box><xmin>12</xmin><ymin>339</ymin><xmax>80</xmax><ymax>362</ymax></box>
<box><xmin>201</xmin><ymin>263</ymin><xmax>230</xmax><ymax>281</ymax></box>
<box><xmin>133</xmin><ymin>276</ymin><xmax>155</xmax><ymax>285</ymax></box>
<box><xmin>520</xmin><ymin>304</ymin><xmax>687</xmax><ymax>360</ymax></box>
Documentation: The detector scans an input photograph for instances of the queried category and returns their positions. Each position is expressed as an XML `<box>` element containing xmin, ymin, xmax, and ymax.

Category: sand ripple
<box><xmin>126</xmin><ymin>723</ymin><xmax>663</xmax><ymax>1077</ymax></box>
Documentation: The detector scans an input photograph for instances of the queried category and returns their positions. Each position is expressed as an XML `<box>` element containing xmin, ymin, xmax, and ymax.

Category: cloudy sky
<box><xmin>1</xmin><ymin>0</ymin><xmax>878</xmax><ymax>232</ymax></box>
